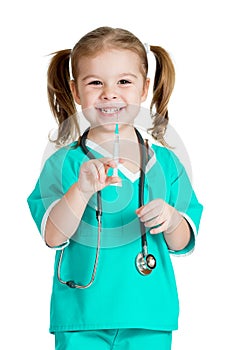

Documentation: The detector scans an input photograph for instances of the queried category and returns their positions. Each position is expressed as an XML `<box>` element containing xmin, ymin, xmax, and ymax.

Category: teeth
<box><xmin>100</xmin><ymin>108</ymin><xmax>120</xmax><ymax>114</ymax></box>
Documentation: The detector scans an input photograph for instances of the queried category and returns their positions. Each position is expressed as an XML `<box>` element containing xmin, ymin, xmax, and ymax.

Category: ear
<box><xmin>70</xmin><ymin>80</ymin><xmax>81</xmax><ymax>105</ymax></box>
<box><xmin>141</xmin><ymin>78</ymin><xmax>150</xmax><ymax>102</ymax></box>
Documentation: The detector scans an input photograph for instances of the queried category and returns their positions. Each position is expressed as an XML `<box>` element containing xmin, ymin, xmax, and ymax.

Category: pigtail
<box><xmin>47</xmin><ymin>49</ymin><xmax>79</xmax><ymax>146</ymax></box>
<box><xmin>149</xmin><ymin>46</ymin><xmax>175</xmax><ymax>147</ymax></box>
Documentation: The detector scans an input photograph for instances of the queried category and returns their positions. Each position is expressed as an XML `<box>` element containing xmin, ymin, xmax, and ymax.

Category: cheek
<box><xmin>122</xmin><ymin>87</ymin><xmax>137</xmax><ymax>98</ymax></box>
<box><xmin>79</xmin><ymin>91</ymin><xmax>96</xmax><ymax>109</ymax></box>
<box><xmin>126</xmin><ymin>90</ymin><xmax>143</xmax><ymax>105</ymax></box>
<box><xmin>125</xmin><ymin>105</ymin><xmax>141</xmax><ymax>121</ymax></box>
<box><xmin>82</xmin><ymin>107</ymin><xmax>96</xmax><ymax>121</ymax></box>
<box><xmin>129</xmin><ymin>82</ymin><xmax>146</xmax><ymax>100</ymax></box>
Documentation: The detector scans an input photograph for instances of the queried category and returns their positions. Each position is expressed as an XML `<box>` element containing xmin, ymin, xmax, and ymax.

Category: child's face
<box><xmin>70</xmin><ymin>49</ymin><xmax>150</xmax><ymax>130</ymax></box>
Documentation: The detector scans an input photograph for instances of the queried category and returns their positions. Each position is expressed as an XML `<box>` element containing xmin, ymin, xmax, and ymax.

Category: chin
<box><xmin>92</xmin><ymin>122</ymin><xmax>116</xmax><ymax>133</ymax></box>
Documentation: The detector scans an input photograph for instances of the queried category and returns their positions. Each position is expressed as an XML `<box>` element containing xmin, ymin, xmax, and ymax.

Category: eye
<box><xmin>88</xmin><ymin>80</ymin><xmax>102</xmax><ymax>86</ymax></box>
<box><xmin>118</xmin><ymin>79</ymin><xmax>131</xmax><ymax>85</ymax></box>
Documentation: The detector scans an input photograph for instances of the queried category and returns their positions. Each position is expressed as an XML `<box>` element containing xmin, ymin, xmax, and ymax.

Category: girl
<box><xmin>27</xmin><ymin>26</ymin><xmax>203</xmax><ymax>349</ymax></box>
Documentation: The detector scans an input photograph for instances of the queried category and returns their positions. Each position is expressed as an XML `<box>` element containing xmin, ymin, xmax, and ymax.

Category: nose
<box><xmin>101</xmin><ymin>85</ymin><xmax>118</xmax><ymax>100</ymax></box>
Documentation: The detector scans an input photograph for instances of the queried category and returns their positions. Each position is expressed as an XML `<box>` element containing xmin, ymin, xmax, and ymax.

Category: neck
<box><xmin>87</xmin><ymin>123</ymin><xmax>137</xmax><ymax>144</ymax></box>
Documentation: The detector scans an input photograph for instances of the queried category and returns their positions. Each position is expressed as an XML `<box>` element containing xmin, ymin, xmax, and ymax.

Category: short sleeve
<box><xmin>166</xmin><ymin>150</ymin><xmax>203</xmax><ymax>256</ymax></box>
<box><xmin>27</xmin><ymin>145</ymin><xmax>80</xmax><ymax>248</ymax></box>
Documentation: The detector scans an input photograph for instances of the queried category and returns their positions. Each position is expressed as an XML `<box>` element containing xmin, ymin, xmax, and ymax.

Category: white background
<box><xmin>1</xmin><ymin>0</ymin><xmax>232</xmax><ymax>348</ymax></box>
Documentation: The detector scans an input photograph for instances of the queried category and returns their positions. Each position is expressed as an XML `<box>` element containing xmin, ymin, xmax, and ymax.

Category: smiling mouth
<box><xmin>97</xmin><ymin>107</ymin><xmax>125</xmax><ymax>115</ymax></box>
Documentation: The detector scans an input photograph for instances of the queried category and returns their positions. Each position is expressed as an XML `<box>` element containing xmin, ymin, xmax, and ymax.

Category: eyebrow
<box><xmin>119</xmin><ymin>73</ymin><xmax>138</xmax><ymax>79</ymax></box>
<box><xmin>81</xmin><ymin>73</ymin><xmax>138</xmax><ymax>81</ymax></box>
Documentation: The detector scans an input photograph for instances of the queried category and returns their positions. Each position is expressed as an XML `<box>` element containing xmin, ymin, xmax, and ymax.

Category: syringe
<box><xmin>113</xmin><ymin>122</ymin><xmax>119</xmax><ymax>178</ymax></box>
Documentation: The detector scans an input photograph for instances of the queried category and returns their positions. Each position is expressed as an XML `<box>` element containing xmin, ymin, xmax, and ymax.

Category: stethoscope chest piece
<box><xmin>135</xmin><ymin>252</ymin><xmax>156</xmax><ymax>276</ymax></box>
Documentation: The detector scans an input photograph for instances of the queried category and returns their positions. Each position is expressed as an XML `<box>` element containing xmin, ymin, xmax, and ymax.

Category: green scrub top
<box><xmin>27</xmin><ymin>139</ymin><xmax>203</xmax><ymax>333</ymax></box>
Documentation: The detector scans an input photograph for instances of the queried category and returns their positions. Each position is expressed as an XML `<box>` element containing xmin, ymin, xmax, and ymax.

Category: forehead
<box><xmin>77</xmin><ymin>49</ymin><xmax>143</xmax><ymax>76</ymax></box>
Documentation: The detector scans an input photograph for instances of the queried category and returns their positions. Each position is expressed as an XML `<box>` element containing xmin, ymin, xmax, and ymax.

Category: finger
<box><xmin>136</xmin><ymin>201</ymin><xmax>168</xmax><ymax>229</ymax></box>
<box><xmin>138</xmin><ymin>209</ymin><xmax>159</xmax><ymax>223</ymax></box>
<box><xmin>95</xmin><ymin>160</ymin><xmax>108</xmax><ymax>184</ymax></box>
<box><xmin>93</xmin><ymin>158</ymin><xmax>123</xmax><ymax>186</ymax></box>
<box><xmin>99</xmin><ymin>158</ymin><xmax>117</xmax><ymax>168</ymax></box>
<box><xmin>143</xmin><ymin>215</ymin><xmax>164</xmax><ymax>228</ymax></box>
<box><xmin>99</xmin><ymin>157</ymin><xmax>124</xmax><ymax>170</ymax></box>
<box><xmin>136</xmin><ymin>198</ymin><xmax>165</xmax><ymax>217</ymax></box>
<box><xmin>137</xmin><ymin>205</ymin><xmax>163</xmax><ymax>224</ymax></box>
<box><xmin>97</xmin><ymin>161</ymin><xmax>121</xmax><ymax>185</ymax></box>
<box><xmin>84</xmin><ymin>162</ymin><xmax>99</xmax><ymax>180</ymax></box>
<box><xmin>105</xmin><ymin>175</ymin><xmax>122</xmax><ymax>186</ymax></box>
<box><xmin>99</xmin><ymin>158</ymin><xmax>123</xmax><ymax>183</ymax></box>
<box><xmin>150</xmin><ymin>221</ymin><xmax>168</xmax><ymax>234</ymax></box>
<box><xmin>95</xmin><ymin>160</ymin><xmax>116</xmax><ymax>182</ymax></box>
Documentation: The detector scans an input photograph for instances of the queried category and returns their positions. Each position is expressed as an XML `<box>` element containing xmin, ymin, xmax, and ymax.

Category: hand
<box><xmin>136</xmin><ymin>198</ymin><xmax>182</xmax><ymax>234</ymax></box>
<box><xmin>77</xmin><ymin>158</ymin><xmax>121</xmax><ymax>199</ymax></box>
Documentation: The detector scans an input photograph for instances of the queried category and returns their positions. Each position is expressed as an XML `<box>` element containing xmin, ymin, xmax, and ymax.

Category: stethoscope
<box><xmin>57</xmin><ymin>127</ymin><xmax>156</xmax><ymax>289</ymax></box>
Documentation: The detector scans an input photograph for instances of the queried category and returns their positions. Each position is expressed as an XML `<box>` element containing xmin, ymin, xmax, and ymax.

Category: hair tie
<box><xmin>69</xmin><ymin>52</ymin><xmax>74</xmax><ymax>80</ymax></box>
<box><xmin>144</xmin><ymin>43</ymin><xmax>150</xmax><ymax>54</ymax></box>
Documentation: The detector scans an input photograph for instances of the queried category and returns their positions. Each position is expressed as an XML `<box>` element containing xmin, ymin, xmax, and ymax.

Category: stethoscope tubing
<box><xmin>57</xmin><ymin>127</ymin><xmax>156</xmax><ymax>288</ymax></box>
<box><xmin>57</xmin><ymin>128</ymin><xmax>102</xmax><ymax>289</ymax></box>
<box><xmin>135</xmin><ymin>128</ymin><xmax>149</xmax><ymax>258</ymax></box>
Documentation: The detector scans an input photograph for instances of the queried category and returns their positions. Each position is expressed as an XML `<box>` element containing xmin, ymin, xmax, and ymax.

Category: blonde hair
<box><xmin>47</xmin><ymin>26</ymin><xmax>175</xmax><ymax>146</ymax></box>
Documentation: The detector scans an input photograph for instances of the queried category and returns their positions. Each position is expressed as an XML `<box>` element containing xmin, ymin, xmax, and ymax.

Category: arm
<box><xmin>45</xmin><ymin>158</ymin><xmax>121</xmax><ymax>247</ymax></box>
<box><xmin>163</xmin><ymin>215</ymin><xmax>191</xmax><ymax>251</ymax></box>
<box><xmin>45</xmin><ymin>183</ymin><xmax>90</xmax><ymax>247</ymax></box>
<box><xmin>135</xmin><ymin>145</ymin><xmax>203</xmax><ymax>254</ymax></box>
